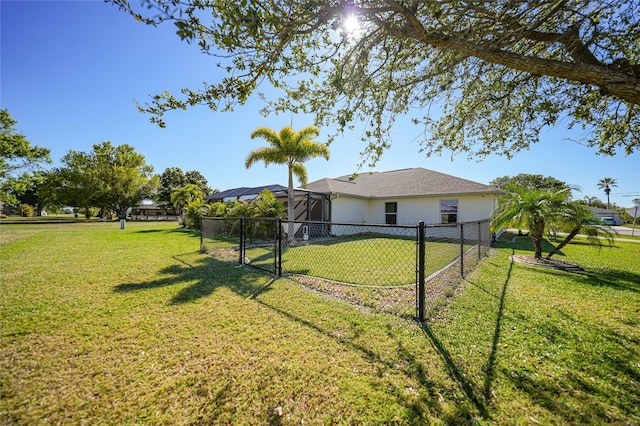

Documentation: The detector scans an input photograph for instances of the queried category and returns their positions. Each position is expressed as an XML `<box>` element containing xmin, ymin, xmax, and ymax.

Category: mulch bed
<box><xmin>287</xmin><ymin>274</ymin><xmax>417</xmax><ymax>318</ymax></box>
<box><xmin>206</xmin><ymin>248</ymin><xmax>480</xmax><ymax>319</ymax></box>
<box><xmin>510</xmin><ymin>254</ymin><xmax>584</xmax><ymax>271</ymax></box>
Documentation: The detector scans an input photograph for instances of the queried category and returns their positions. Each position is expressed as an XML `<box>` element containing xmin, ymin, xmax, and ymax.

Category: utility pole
<box><xmin>632</xmin><ymin>199</ymin><xmax>640</xmax><ymax>237</ymax></box>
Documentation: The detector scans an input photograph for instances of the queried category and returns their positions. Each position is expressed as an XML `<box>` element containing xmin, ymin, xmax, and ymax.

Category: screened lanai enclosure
<box><xmin>206</xmin><ymin>184</ymin><xmax>331</xmax><ymax>236</ymax></box>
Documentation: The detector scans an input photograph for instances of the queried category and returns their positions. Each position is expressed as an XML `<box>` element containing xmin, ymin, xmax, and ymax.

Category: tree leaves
<box><xmin>0</xmin><ymin>109</ymin><xmax>51</xmax><ymax>204</ymax></box>
<box><xmin>55</xmin><ymin>142</ymin><xmax>158</xmax><ymax>218</ymax></box>
<box><xmin>110</xmin><ymin>0</ymin><xmax>640</xmax><ymax>162</ymax></box>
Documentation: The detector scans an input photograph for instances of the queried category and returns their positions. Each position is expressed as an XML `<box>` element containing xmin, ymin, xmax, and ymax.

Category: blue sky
<box><xmin>2</xmin><ymin>0</ymin><xmax>638</xmax><ymax>207</ymax></box>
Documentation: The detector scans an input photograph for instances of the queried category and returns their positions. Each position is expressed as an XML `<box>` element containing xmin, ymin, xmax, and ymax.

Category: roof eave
<box><xmin>331</xmin><ymin>190</ymin><xmax>502</xmax><ymax>199</ymax></box>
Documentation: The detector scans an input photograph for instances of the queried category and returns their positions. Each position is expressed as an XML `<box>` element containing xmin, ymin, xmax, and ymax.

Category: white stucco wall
<box><xmin>332</xmin><ymin>194</ymin><xmax>497</xmax><ymax>225</ymax></box>
<box><xmin>330</xmin><ymin>196</ymin><xmax>369</xmax><ymax>223</ymax></box>
<box><xmin>456</xmin><ymin>195</ymin><xmax>497</xmax><ymax>223</ymax></box>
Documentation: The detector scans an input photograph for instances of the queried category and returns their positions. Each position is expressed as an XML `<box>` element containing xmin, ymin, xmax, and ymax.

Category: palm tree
<box><xmin>583</xmin><ymin>196</ymin><xmax>598</xmax><ymax>206</ymax></box>
<box><xmin>171</xmin><ymin>183</ymin><xmax>204</xmax><ymax>227</ymax></box>
<box><xmin>545</xmin><ymin>202</ymin><xmax>616</xmax><ymax>259</ymax></box>
<box><xmin>597</xmin><ymin>177</ymin><xmax>618</xmax><ymax>211</ymax></box>
<box><xmin>245</xmin><ymin>125</ymin><xmax>329</xmax><ymax>241</ymax></box>
<box><xmin>490</xmin><ymin>184</ymin><xmax>571</xmax><ymax>259</ymax></box>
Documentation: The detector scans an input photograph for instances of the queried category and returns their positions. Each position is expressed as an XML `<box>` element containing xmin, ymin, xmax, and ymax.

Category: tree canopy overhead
<box><xmin>111</xmin><ymin>0</ymin><xmax>639</xmax><ymax>161</ymax></box>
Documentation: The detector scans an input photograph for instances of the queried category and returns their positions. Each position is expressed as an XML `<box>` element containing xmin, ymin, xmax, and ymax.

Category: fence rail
<box><xmin>201</xmin><ymin>217</ymin><xmax>492</xmax><ymax>321</ymax></box>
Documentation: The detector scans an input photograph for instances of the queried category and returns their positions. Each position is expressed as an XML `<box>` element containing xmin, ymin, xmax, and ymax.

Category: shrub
<box><xmin>252</xmin><ymin>189</ymin><xmax>286</xmax><ymax>218</ymax></box>
<box><xmin>184</xmin><ymin>199</ymin><xmax>206</xmax><ymax>229</ymax></box>
<box><xmin>18</xmin><ymin>204</ymin><xmax>34</xmax><ymax>217</ymax></box>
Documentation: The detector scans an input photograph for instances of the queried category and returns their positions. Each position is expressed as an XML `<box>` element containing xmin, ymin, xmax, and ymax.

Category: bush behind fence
<box><xmin>201</xmin><ymin>217</ymin><xmax>491</xmax><ymax>320</ymax></box>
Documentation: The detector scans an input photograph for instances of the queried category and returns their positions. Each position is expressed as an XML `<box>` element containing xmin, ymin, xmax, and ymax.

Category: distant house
<box><xmin>130</xmin><ymin>202</ymin><xmax>180</xmax><ymax>221</ymax></box>
<box><xmin>588</xmin><ymin>206</ymin><xmax>623</xmax><ymax>225</ymax></box>
<box><xmin>305</xmin><ymin>168</ymin><xmax>501</xmax><ymax>225</ymax></box>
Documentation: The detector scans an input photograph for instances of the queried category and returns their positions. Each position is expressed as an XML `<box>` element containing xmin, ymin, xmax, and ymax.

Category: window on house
<box><xmin>440</xmin><ymin>199</ymin><xmax>458</xmax><ymax>223</ymax></box>
<box><xmin>385</xmin><ymin>202</ymin><xmax>397</xmax><ymax>224</ymax></box>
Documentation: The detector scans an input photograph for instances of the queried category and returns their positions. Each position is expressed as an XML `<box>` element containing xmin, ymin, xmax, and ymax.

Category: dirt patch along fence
<box><xmin>201</xmin><ymin>217</ymin><xmax>492</xmax><ymax>321</ymax></box>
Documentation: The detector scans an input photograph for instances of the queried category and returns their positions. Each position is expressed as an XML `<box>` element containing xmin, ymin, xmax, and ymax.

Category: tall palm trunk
<box><xmin>245</xmin><ymin>126</ymin><xmax>329</xmax><ymax>241</ymax></box>
<box><xmin>287</xmin><ymin>165</ymin><xmax>295</xmax><ymax>242</ymax></box>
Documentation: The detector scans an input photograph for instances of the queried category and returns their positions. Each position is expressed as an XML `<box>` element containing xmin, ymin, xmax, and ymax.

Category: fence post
<box><xmin>460</xmin><ymin>223</ymin><xmax>465</xmax><ymax>278</ymax></box>
<box><xmin>418</xmin><ymin>221</ymin><xmax>425</xmax><ymax>322</ymax></box>
<box><xmin>200</xmin><ymin>220</ymin><xmax>204</xmax><ymax>253</ymax></box>
<box><xmin>478</xmin><ymin>221</ymin><xmax>482</xmax><ymax>260</ymax></box>
<box><xmin>277</xmin><ymin>217</ymin><xmax>282</xmax><ymax>277</ymax></box>
<box><xmin>239</xmin><ymin>217</ymin><xmax>244</xmax><ymax>265</ymax></box>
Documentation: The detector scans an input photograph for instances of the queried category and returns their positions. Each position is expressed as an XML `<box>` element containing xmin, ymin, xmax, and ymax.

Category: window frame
<box><xmin>385</xmin><ymin>202</ymin><xmax>398</xmax><ymax>225</ymax></box>
<box><xmin>440</xmin><ymin>199</ymin><xmax>458</xmax><ymax>224</ymax></box>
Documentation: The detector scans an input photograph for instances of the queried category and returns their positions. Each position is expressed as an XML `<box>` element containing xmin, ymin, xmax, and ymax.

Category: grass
<box><xmin>221</xmin><ymin>233</ymin><xmax>468</xmax><ymax>286</ymax></box>
<box><xmin>1</xmin><ymin>221</ymin><xmax>639</xmax><ymax>424</ymax></box>
<box><xmin>0</xmin><ymin>214</ymin><xmax>100</xmax><ymax>223</ymax></box>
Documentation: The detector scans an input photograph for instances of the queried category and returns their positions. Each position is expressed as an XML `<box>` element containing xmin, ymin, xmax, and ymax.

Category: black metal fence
<box><xmin>201</xmin><ymin>217</ymin><xmax>492</xmax><ymax>321</ymax></box>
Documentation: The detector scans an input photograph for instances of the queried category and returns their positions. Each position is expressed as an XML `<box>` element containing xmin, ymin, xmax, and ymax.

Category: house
<box><xmin>305</xmin><ymin>167</ymin><xmax>501</xmax><ymax>225</ymax></box>
<box><xmin>588</xmin><ymin>206</ymin><xmax>623</xmax><ymax>225</ymax></box>
<box><xmin>130</xmin><ymin>202</ymin><xmax>180</xmax><ymax>221</ymax></box>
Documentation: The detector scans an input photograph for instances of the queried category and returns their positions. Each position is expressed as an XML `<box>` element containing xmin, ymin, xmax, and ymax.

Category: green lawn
<box><xmin>0</xmin><ymin>214</ymin><xmax>99</xmax><ymax>224</ymax></box>
<box><xmin>1</xmin><ymin>221</ymin><xmax>638</xmax><ymax>424</ymax></box>
<box><xmin>218</xmin><ymin>233</ymin><xmax>470</xmax><ymax>286</ymax></box>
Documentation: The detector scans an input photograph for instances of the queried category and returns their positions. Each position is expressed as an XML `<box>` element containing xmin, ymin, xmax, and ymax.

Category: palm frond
<box><xmin>246</xmin><ymin>125</ymin><xmax>328</xmax><ymax>187</ymax></box>
<box><xmin>291</xmin><ymin>163</ymin><xmax>308</xmax><ymax>187</ymax></box>
<box><xmin>297</xmin><ymin>140</ymin><xmax>330</xmax><ymax>161</ymax></box>
<box><xmin>293</xmin><ymin>125</ymin><xmax>320</xmax><ymax>143</ymax></box>
<box><xmin>245</xmin><ymin>146</ymin><xmax>285</xmax><ymax>169</ymax></box>
<box><xmin>250</xmin><ymin>127</ymin><xmax>282</xmax><ymax>149</ymax></box>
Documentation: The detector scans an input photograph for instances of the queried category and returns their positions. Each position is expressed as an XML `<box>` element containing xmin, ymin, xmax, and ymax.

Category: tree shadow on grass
<box><xmin>419</xmin><ymin>252</ymin><xmax>515</xmax><ymax>421</ymax></box>
<box><xmin>503</xmin><ymin>305</ymin><xmax>640</xmax><ymax>424</ymax></box>
<box><xmin>531</xmin><ymin>264</ymin><xmax>640</xmax><ymax>294</ymax></box>
<box><xmin>112</xmin><ymin>251</ymin><xmax>477</xmax><ymax>421</ymax></box>
<box><xmin>463</xmin><ymin>251</ymin><xmax>639</xmax><ymax>423</ymax></box>
<box><xmin>493</xmin><ymin>236</ymin><xmax>563</xmax><ymax>255</ymax></box>
<box><xmin>170</xmin><ymin>229</ymin><xmax>202</xmax><ymax>240</ymax></box>
<box><xmin>249</xmin><ymin>288</ymin><xmax>453</xmax><ymax>421</ymax></box>
<box><xmin>113</xmin><ymin>251</ymin><xmax>279</xmax><ymax>304</ymax></box>
<box><xmin>424</xmin><ymin>249</ymin><xmax>640</xmax><ymax>423</ymax></box>
<box><xmin>112</xmin><ymin>245</ymin><xmax>639</xmax><ymax>423</ymax></box>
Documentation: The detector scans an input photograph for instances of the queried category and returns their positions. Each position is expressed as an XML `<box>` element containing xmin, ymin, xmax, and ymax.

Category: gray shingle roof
<box><xmin>205</xmin><ymin>184</ymin><xmax>289</xmax><ymax>201</ymax></box>
<box><xmin>306</xmin><ymin>168</ymin><xmax>500</xmax><ymax>198</ymax></box>
<box><xmin>588</xmin><ymin>206</ymin><xmax>618</xmax><ymax>215</ymax></box>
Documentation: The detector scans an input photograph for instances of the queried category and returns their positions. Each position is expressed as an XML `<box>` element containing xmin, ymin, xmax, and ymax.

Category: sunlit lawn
<box><xmin>1</xmin><ymin>221</ymin><xmax>638</xmax><ymax>424</ymax></box>
<box><xmin>233</xmin><ymin>234</ymin><xmax>469</xmax><ymax>286</ymax></box>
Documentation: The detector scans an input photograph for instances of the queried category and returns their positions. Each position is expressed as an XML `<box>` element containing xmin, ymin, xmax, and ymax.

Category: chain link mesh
<box><xmin>243</xmin><ymin>217</ymin><xmax>279</xmax><ymax>274</ymax></box>
<box><xmin>201</xmin><ymin>217</ymin><xmax>241</xmax><ymax>263</ymax></box>
<box><xmin>281</xmin><ymin>221</ymin><xmax>418</xmax><ymax>318</ymax></box>
<box><xmin>422</xmin><ymin>221</ymin><xmax>492</xmax><ymax>320</ymax></box>
<box><xmin>201</xmin><ymin>217</ymin><xmax>492</xmax><ymax>320</ymax></box>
